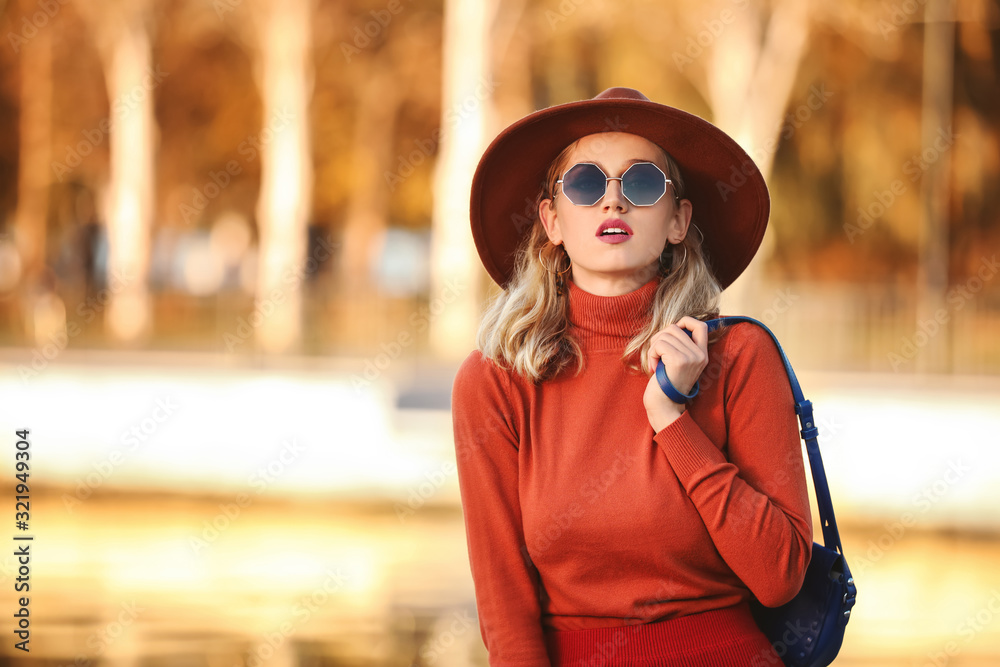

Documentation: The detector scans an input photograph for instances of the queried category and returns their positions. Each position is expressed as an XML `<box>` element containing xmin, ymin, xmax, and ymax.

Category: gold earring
<box><xmin>539</xmin><ymin>244</ymin><xmax>572</xmax><ymax>275</ymax></box>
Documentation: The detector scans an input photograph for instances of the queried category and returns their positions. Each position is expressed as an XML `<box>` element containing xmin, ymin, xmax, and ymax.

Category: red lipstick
<box><xmin>596</xmin><ymin>219</ymin><xmax>633</xmax><ymax>244</ymax></box>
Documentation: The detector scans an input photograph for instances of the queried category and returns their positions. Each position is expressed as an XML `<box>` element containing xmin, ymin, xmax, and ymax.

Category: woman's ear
<box><xmin>539</xmin><ymin>198</ymin><xmax>564</xmax><ymax>245</ymax></box>
<box><xmin>666</xmin><ymin>199</ymin><xmax>693</xmax><ymax>245</ymax></box>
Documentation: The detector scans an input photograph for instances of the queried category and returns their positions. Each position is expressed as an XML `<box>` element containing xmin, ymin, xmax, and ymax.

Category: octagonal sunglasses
<box><xmin>555</xmin><ymin>161</ymin><xmax>679</xmax><ymax>207</ymax></box>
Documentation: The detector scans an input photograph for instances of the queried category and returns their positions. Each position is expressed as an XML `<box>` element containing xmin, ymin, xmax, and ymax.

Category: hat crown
<box><xmin>593</xmin><ymin>87</ymin><xmax>650</xmax><ymax>102</ymax></box>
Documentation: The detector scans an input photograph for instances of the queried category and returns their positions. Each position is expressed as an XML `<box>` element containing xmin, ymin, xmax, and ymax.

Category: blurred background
<box><xmin>0</xmin><ymin>0</ymin><xmax>999</xmax><ymax>664</ymax></box>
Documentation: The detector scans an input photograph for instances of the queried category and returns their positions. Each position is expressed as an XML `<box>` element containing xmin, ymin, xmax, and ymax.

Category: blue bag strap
<box><xmin>703</xmin><ymin>316</ymin><xmax>846</xmax><ymax>556</ymax></box>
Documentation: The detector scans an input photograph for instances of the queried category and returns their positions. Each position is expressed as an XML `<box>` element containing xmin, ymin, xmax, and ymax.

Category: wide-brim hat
<box><xmin>469</xmin><ymin>87</ymin><xmax>769</xmax><ymax>289</ymax></box>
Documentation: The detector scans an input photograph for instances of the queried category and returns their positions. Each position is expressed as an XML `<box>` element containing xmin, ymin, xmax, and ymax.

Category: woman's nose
<box><xmin>602</xmin><ymin>178</ymin><xmax>628</xmax><ymax>211</ymax></box>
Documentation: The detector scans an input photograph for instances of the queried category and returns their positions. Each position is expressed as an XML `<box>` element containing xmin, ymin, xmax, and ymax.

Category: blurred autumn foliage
<box><xmin>0</xmin><ymin>0</ymin><xmax>997</xmax><ymax>369</ymax></box>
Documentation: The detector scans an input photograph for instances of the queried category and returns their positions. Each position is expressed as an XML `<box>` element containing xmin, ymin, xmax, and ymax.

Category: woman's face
<box><xmin>539</xmin><ymin>132</ymin><xmax>691</xmax><ymax>297</ymax></box>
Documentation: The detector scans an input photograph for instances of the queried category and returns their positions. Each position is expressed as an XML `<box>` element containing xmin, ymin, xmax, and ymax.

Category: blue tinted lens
<box><xmin>622</xmin><ymin>163</ymin><xmax>666</xmax><ymax>206</ymax></box>
<box><xmin>561</xmin><ymin>163</ymin><xmax>606</xmax><ymax>206</ymax></box>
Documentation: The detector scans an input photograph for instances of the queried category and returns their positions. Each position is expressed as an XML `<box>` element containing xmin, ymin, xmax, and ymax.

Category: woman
<box><xmin>451</xmin><ymin>87</ymin><xmax>813</xmax><ymax>666</ymax></box>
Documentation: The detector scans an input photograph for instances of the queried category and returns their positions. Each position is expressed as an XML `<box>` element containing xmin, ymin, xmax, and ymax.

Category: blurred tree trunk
<box><xmin>916</xmin><ymin>0</ymin><xmax>954</xmax><ymax>373</ymax></box>
<box><xmin>249</xmin><ymin>0</ymin><xmax>314</xmax><ymax>354</ymax></box>
<box><xmin>338</xmin><ymin>58</ymin><xmax>400</xmax><ymax>293</ymax></box>
<box><xmin>705</xmin><ymin>1</ymin><xmax>811</xmax><ymax>179</ymax></box>
<box><xmin>491</xmin><ymin>0</ymin><xmax>532</xmax><ymax>128</ymax></box>
<box><xmin>79</xmin><ymin>1</ymin><xmax>158</xmax><ymax>344</ymax></box>
<box><xmin>12</xmin><ymin>4</ymin><xmax>53</xmax><ymax>344</ymax></box>
<box><xmin>428</xmin><ymin>0</ymin><xmax>495</xmax><ymax>359</ymax></box>
<box><xmin>700</xmin><ymin>0</ymin><xmax>812</xmax><ymax>315</ymax></box>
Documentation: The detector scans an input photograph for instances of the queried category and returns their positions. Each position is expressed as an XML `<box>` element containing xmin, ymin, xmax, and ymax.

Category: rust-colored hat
<box><xmin>469</xmin><ymin>87</ymin><xmax>769</xmax><ymax>289</ymax></box>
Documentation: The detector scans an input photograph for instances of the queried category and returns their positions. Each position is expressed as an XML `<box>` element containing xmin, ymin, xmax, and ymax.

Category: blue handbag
<box><xmin>656</xmin><ymin>316</ymin><xmax>857</xmax><ymax>667</ymax></box>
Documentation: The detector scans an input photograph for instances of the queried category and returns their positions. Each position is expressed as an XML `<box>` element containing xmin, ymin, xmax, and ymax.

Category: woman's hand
<box><xmin>643</xmin><ymin>316</ymin><xmax>709</xmax><ymax>433</ymax></box>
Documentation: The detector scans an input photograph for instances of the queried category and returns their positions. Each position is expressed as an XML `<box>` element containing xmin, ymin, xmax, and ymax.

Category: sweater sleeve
<box><xmin>652</xmin><ymin>324</ymin><xmax>813</xmax><ymax>607</ymax></box>
<box><xmin>451</xmin><ymin>351</ymin><xmax>552</xmax><ymax>667</ymax></box>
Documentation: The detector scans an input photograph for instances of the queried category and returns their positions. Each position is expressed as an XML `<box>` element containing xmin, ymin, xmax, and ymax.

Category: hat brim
<box><xmin>470</xmin><ymin>95</ymin><xmax>769</xmax><ymax>289</ymax></box>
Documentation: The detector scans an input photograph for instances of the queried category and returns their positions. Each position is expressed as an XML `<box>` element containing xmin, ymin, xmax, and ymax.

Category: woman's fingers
<box><xmin>644</xmin><ymin>319</ymin><xmax>711</xmax><ymax>429</ymax></box>
<box><xmin>647</xmin><ymin>321</ymin><xmax>710</xmax><ymax>396</ymax></box>
<box><xmin>647</xmin><ymin>323</ymin><xmax>705</xmax><ymax>365</ymax></box>
<box><xmin>648</xmin><ymin>342</ymin><xmax>688</xmax><ymax>379</ymax></box>
<box><xmin>648</xmin><ymin>339</ymin><xmax>698</xmax><ymax>371</ymax></box>
<box><xmin>676</xmin><ymin>316</ymin><xmax>709</xmax><ymax>350</ymax></box>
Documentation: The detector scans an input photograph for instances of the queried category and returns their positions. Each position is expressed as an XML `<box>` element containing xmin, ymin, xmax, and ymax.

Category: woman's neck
<box><xmin>566</xmin><ymin>263</ymin><xmax>660</xmax><ymax>297</ymax></box>
<box><xmin>566</xmin><ymin>276</ymin><xmax>660</xmax><ymax>350</ymax></box>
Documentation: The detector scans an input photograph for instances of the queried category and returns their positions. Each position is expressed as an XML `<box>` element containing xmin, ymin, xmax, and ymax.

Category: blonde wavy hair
<box><xmin>476</xmin><ymin>136</ymin><xmax>723</xmax><ymax>383</ymax></box>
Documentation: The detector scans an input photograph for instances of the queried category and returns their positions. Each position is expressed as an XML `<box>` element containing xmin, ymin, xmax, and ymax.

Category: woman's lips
<box><xmin>596</xmin><ymin>219</ymin><xmax>633</xmax><ymax>244</ymax></box>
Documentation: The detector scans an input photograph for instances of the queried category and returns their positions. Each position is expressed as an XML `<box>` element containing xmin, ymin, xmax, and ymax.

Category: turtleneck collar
<box><xmin>567</xmin><ymin>277</ymin><xmax>660</xmax><ymax>350</ymax></box>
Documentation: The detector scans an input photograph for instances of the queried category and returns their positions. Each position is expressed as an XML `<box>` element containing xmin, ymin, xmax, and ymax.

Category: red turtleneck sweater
<box><xmin>451</xmin><ymin>277</ymin><xmax>813</xmax><ymax>666</ymax></box>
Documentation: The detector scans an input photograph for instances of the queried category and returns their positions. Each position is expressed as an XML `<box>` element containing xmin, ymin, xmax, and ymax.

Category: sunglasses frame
<box><xmin>556</xmin><ymin>161</ymin><xmax>678</xmax><ymax>207</ymax></box>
